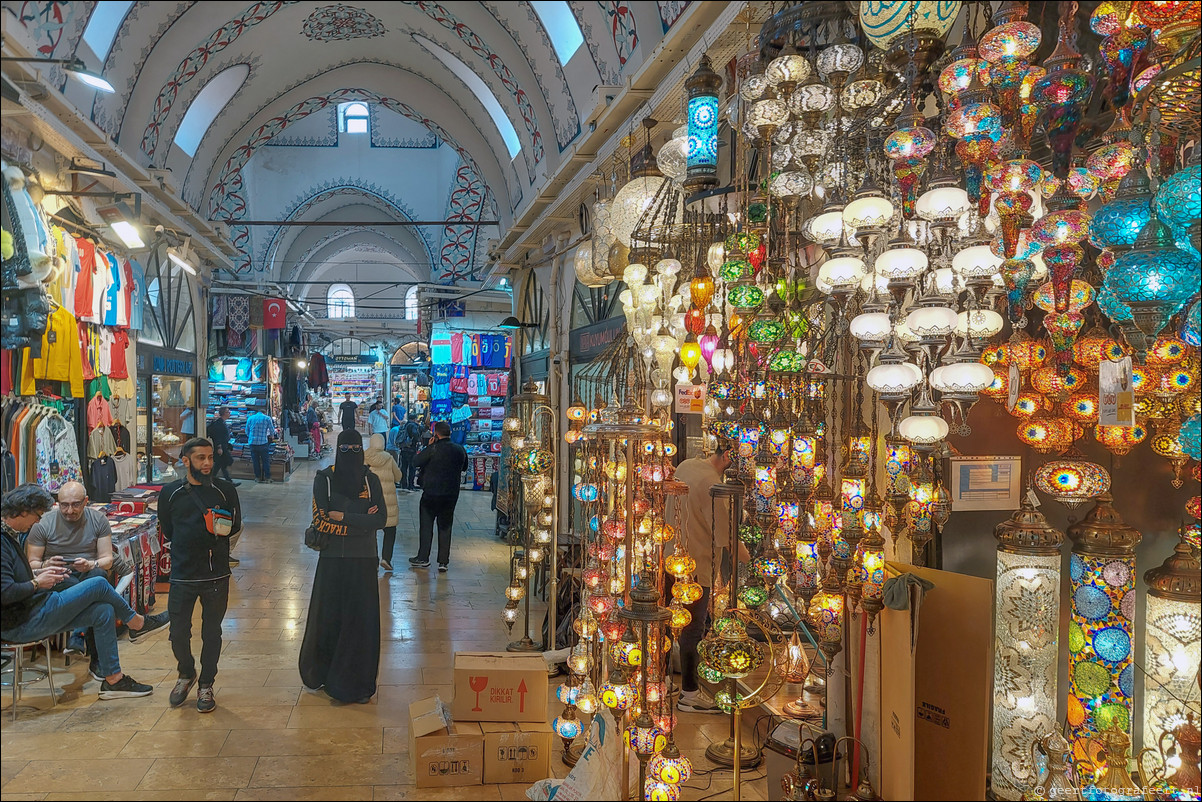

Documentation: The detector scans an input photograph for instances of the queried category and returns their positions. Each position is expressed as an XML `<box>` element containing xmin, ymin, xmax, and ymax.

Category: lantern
<box><xmin>685</xmin><ymin>55</ymin><xmax>722</xmax><ymax>190</ymax></box>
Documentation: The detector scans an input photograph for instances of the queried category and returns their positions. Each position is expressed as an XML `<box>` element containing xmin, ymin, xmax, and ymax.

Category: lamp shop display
<box><xmin>543</xmin><ymin>1</ymin><xmax>1200</xmax><ymax>800</ymax></box>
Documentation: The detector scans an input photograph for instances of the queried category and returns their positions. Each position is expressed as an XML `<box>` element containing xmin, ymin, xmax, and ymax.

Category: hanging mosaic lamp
<box><xmin>1031</xmin><ymin>1</ymin><xmax>1095</xmax><ymax>179</ymax></box>
<box><xmin>1107</xmin><ymin>214</ymin><xmax>1200</xmax><ymax>340</ymax></box>
<box><xmin>1035</xmin><ymin>454</ymin><xmax>1111</xmax><ymax>508</ymax></box>
<box><xmin>685</xmin><ymin>55</ymin><xmax>722</xmax><ymax>191</ymax></box>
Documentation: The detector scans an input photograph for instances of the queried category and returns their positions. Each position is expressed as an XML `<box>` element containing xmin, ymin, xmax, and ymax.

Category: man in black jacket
<box><xmin>409</xmin><ymin>421</ymin><xmax>468</xmax><ymax>572</ymax></box>
<box><xmin>160</xmin><ymin>438</ymin><xmax>242</xmax><ymax>713</ymax></box>
<box><xmin>2</xmin><ymin>484</ymin><xmax>167</xmax><ymax>699</ymax></box>
<box><xmin>207</xmin><ymin>406</ymin><xmax>238</xmax><ymax>485</ymax></box>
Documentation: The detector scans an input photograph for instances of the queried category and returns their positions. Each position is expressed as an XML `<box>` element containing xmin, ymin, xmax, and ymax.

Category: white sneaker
<box><xmin>678</xmin><ymin>689</ymin><xmax>722</xmax><ymax>713</ymax></box>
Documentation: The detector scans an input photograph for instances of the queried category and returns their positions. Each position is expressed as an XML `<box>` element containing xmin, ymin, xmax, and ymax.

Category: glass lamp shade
<box><xmin>818</xmin><ymin>254</ymin><xmax>867</xmax><ymax>290</ymax></box>
<box><xmin>706</xmin><ymin>242</ymin><xmax>726</xmax><ymax>271</ymax></box>
<box><xmin>657</xmin><ymin>126</ymin><xmax>689</xmax><ymax>183</ymax></box>
<box><xmin>953</xmin><ymin>243</ymin><xmax>1004</xmax><ymax>279</ymax></box>
<box><xmin>906</xmin><ymin>305</ymin><xmax>959</xmax><ymax>338</ymax></box>
<box><xmin>1089</xmin><ymin>195</ymin><xmax>1153</xmax><ymax>250</ymax></box>
<box><xmin>1096</xmin><ymin>422</ymin><xmax>1147</xmax><ymax>455</ymax></box>
<box><xmin>1107</xmin><ymin>227</ymin><xmax>1199</xmax><ymax>313</ymax></box>
<box><xmin>740</xmin><ymin>73</ymin><xmax>770</xmax><ymax>102</ymax></box>
<box><xmin>851</xmin><ymin>312</ymin><xmax>894</xmax><ymax>347</ymax></box>
<box><xmin>916</xmin><ymin>183</ymin><xmax>973</xmax><ymax>223</ymax></box>
<box><xmin>789</xmin><ymin>82</ymin><xmax>835</xmax><ymax>117</ymax></box>
<box><xmin>767</xmin><ymin>53</ymin><xmax>812</xmax><ymax>88</ymax></box>
<box><xmin>875</xmin><ymin>242</ymin><xmax>929</xmax><ymax>279</ymax></box>
<box><xmin>1030</xmin><ymin>209</ymin><xmax>1092</xmax><ymax>247</ymax></box>
<box><xmin>956</xmin><ymin>309</ymin><xmax>1005</xmax><ymax>339</ymax></box>
<box><xmin>842</xmin><ymin>75</ymin><xmax>886</xmax><ymax>110</ymax></box>
<box><xmin>816</xmin><ymin>43</ymin><xmax>864</xmax><ymax>79</ymax></box>
<box><xmin>808</xmin><ymin>207</ymin><xmax>845</xmax><ymax>243</ymax></box>
<box><xmin>860</xmin><ymin>0</ymin><xmax>963</xmax><ymax>49</ymax></box>
<box><xmin>1143</xmin><ymin>591</ymin><xmax>1202</xmax><ymax>758</ymax></box>
<box><xmin>1181</xmin><ymin>414</ymin><xmax>1202</xmax><ymax>461</ymax></box>
<box><xmin>610</xmin><ymin>176</ymin><xmax>683</xmax><ymax>247</ymax></box>
<box><xmin>930</xmin><ymin>361</ymin><xmax>995</xmax><ymax>393</ymax></box>
<box><xmin>748</xmin><ymin>98</ymin><xmax>789</xmax><ymax>133</ymax></box>
<box><xmin>623</xmin><ymin>262</ymin><xmax>648</xmax><ymax>286</ymax></box>
<box><xmin>768</xmin><ymin>168</ymin><xmax>815</xmax><ymax>200</ymax></box>
<box><xmin>844</xmin><ymin>192</ymin><xmax>895</xmax><ymax>230</ymax></box>
<box><xmin>1035</xmin><ymin>459</ymin><xmax>1111</xmax><ymax>507</ymax></box>
<box><xmin>727</xmin><ymin>282</ymin><xmax>765</xmax><ymax>311</ymax></box>
<box><xmin>1156</xmin><ymin>162</ymin><xmax>1202</xmax><ymax>256</ymax></box>
<box><xmin>899</xmin><ymin>413</ymin><xmax>950</xmax><ymax>445</ymax></box>
<box><xmin>790</xmin><ymin>124</ymin><xmax>828</xmax><ymax>157</ymax></box>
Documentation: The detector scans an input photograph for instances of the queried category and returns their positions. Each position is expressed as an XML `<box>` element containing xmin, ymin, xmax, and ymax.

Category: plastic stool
<box><xmin>1</xmin><ymin>638</ymin><xmax>59</xmax><ymax>721</ymax></box>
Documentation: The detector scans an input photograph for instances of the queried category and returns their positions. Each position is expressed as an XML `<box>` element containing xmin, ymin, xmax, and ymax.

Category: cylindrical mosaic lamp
<box><xmin>1065</xmin><ymin>492</ymin><xmax>1142</xmax><ymax>781</ymax></box>
<box><xmin>684</xmin><ymin>55</ymin><xmax>722</xmax><ymax>191</ymax></box>
<box><xmin>991</xmin><ymin>493</ymin><xmax>1064</xmax><ymax>800</ymax></box>
<box><xmin>1142</xmin><ymin>532</ymin><xmax>1201</xmax><ymax>765</ymax></box>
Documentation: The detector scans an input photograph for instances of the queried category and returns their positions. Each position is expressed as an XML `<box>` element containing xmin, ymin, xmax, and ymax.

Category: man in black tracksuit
<box><xmin>409</xmin><ymin>421</ymin><xmax>468</xmax><ymax>572</ymax></box>
<box><xmin>159</xmin><ymin>438</ymin><xmax>242</xmax><ymax>713</ymax></box>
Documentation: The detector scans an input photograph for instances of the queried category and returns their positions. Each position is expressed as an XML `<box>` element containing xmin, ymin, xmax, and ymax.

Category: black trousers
<box><xmin>168</xmin><ymin>577</ymin><xmax>230</xmax><ymax>686</ymax></box>
<box><xmin>399</xmin><ymin>451</ymin><xmax>416</xmax><ymax>489</ymax></box>
<box><xmin>381</xmin><ymin>526</ymin><xmax>397</xmax><ymax>563</ymax></box>
<box><xmin>679</xmin><ymin>586</ymin><xmax>711</xmax><ymax>692</ymax></box>
<box><xmin>417</xmin><ymin>493</ymin><xmax>458</xmax><ymax>565</ymax></box>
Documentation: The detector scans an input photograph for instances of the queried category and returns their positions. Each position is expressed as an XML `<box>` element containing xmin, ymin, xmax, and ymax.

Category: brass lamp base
<box><xmin>507</xmin><ymin>637</ymin><xmax>543</xmax><ymax>652</ymax></box>
<box><xmin>705</xmin><ymin>736</ymin><xmax>762</xmax><ymax>768</ymax></box>
<box><xmin>562</xmin><ymin>741</ymin><xmax>583</xmax><ymax>767</ymax></box>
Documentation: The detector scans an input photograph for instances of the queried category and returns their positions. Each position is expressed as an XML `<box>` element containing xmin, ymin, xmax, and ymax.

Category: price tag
<box><xmin>1006</xmin><ymin>363</ymin><xmax>1020</xmax><ymax>413</ymax></box>
<box><xmin>1099</xmin><ymin>357</ymin><xmax>1134</xmax><ymax>427</ymax></box>
<box><xmin>1027</xmin><ymin>489</ymin><xmax>1041</xmax><ymax>508</ymax></box>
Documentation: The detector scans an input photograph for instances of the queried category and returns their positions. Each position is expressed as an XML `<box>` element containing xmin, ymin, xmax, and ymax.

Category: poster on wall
<box><xmin>674</xmin><ymin>383</ymin><xmax>706</xmax><ymax>414</ymax></box>
<box><xmin>949</xmin><ymin>455</ymin><xmax>1022</xmax><ymax>511</ymax></box>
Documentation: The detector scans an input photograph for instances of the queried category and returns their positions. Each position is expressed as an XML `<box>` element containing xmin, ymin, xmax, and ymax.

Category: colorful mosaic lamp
<box><xmin>991</xmin><ymin>491</ymin><xmax>1064</xmax><ymax>801</ymax></box>
<box><xmin>1065</xmin><ymin>493</ymin><xmax>1142</xmax><ymax>783</ymax></box>
<box><xmin>1107</xmin><ymin>215</ymin><xmax>1200</xmax><ymax>341</ymax></box>
<box><xmin>1034</xmin><ymin>454</ymin><xmax>1111</xmax><ymax>508</ymax></box>
<box><xmin>685</xmin><ymin>55</ymin><xmax>722</xmax><ymax>191</ymax></box>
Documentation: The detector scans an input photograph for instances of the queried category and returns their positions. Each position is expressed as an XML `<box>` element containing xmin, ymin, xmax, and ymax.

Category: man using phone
<box><xmin>3</xmin><ymin>484</ymin><xmax>167</xmax><ymax>699</ymax></box>
<box><xmin>25</xmin><ymin>481</ymin><xmax>117</xmax><ymax>677</ymax></box>
<box><xmin>159</xmin><ymin>438</ymin><xmax>241</xmax><ymax>713</ymax></box>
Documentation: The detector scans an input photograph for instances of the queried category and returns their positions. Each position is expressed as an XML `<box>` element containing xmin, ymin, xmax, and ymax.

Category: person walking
<box><xmin>338</xmin><ymin>395</ymin><xmax>358</xmax><ymax>432</ymax></box>
<box><xmin>159</xmin><ymin>438</ymin><xmax>242</xmax><ymax>713</ymax></box>
<box><xmin>207</xmin><ymin>406</ymin><xmax>238</xmax><ymax>484</ymax></box>
<box><xmin>671</xmin><ymin>444</ymin><xmax>743</xmax><ymax>714</ymax></box>
<box><xmin>390</xmin><ymin>396</ymin><xmax>406</xmax><ymax>431</ymax></box>
<box><xmin>409</xmin><ymin>421</ymin><xmax>468</xmax><ymax>572</ymax></box>
<box><xmin>397</xmin><ymin>416</ymin><xmax>423</xmax><ymax>490</ymax></box>
<box><xmin>304</xmin><ymin>401</ymin><xmax>323</xmax><ymax>459</ymax></box>
<box><xmin>299</xmin><ymin>429</ymin><xmax>386</xmax><ymax>703</ymax></box>
<box><xmin>2</xmin><ymin>484</ymin><xmax>168</xmax><ymax>699</ymax></box>
<box><xmin>245</xmin><ymin>407</ymin><xmax>277</xmax><ymax>484</ymax></box>
<box><xmin>364</xmin><ymin>433</ymin><xmax>403</xmax><ymax>571</ymax></box>
<box><xmin>368</xmin><ymin>401</ymin><xmax>389</xmax><ymax>438</ymax></box>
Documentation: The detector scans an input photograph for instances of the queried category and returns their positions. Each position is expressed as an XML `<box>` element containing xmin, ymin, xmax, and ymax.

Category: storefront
<box><xmin>135</xmin><ymin>346</ymin><xmax>197</xmax><ymax>484</ymax></box>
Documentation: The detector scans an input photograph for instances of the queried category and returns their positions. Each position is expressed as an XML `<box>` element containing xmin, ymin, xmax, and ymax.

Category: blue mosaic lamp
<box><xmin>684</xmin><ymin>55</ymin><xmax>721</xmax><ymax>191</ymax></box>
<box><xmin>1155</xmin><ymin>158</ymin><xmax>1201</xmax><ymax>257</ymax></box>
<box><xmin>1106</xmin><ymin>215</ymin><xmax>1200</xmax><ymax>338</ymax></box>
<box><xmin>1181</xmin><ymin>414</ymin><xmax>1201</xmax><ymax>462</ymax></box>
<box><xmin>1088</xmin><ymin>167</ymin><xmax>1152</xmax><ymax>251</ymax></box>
<box><xmin>1181</xmin><ymin>298</ymin><xmax>1200</xmax><ymax>347</ymax></box>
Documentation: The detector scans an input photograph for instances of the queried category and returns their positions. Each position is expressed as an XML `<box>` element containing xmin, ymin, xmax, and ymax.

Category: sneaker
<box><xmin>228</xmin><ymin>555</ymin><xmax>241</xmax><ymax>565</ymax></box>
<box><xmin>197</xmin><ymin>685</ymin><xmax>216</xmax><ymax>713</ymax></box>
<box><xmin>438</xmin><ymin>564</ymin><xmax>448</xmax><ymax>573</ymax></box>
<box><xmin>408</xmin><ymin>557</ymin><xmax>430</xmax><ymax>568</ymax></box>
<box><xmin>169</xmin><ymin>675</ymin><xmax>197</xmax><ymax>707</ymax></box>
<box><xmin>64</xmin><ymin>633</ymin><xmax>88</xmax><ymax>656</ymax></box>
<box><xmin>88</xmin><ymin>663</ymin><xmax>104</xmax><ymax>682</ymax></box>
<box><xmin>99</xmin><ymin>674</ymin><xmax>153</xmax><ymax>699</ymax></box>
<box><xmin>380</xmin><ymin>559</ymin><xmax>393</xmax><ymax>571</ymax></box>
<box><xmin>678</xmin><ymin>689</ymin><xmax>722</xmax><ymax>713</ymax></box>
<box><xmin>128</xmin><ymin>612</ymin><xmax>170</xmax><ymax>643</ymax></box>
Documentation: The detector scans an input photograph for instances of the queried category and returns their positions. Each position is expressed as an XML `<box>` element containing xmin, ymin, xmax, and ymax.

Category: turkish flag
<box><xmin>263</xmin><ymin>298</ymin><xmax>286</xmax><ymax>329</ymax></box>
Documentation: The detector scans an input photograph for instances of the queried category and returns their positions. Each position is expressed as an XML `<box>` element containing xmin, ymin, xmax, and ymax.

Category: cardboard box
<box><xmin>408</xmin><ymin>696</ymin><xmax>484</xmax><ymax>788</ymax></box>
<box><xmin>452</xmin><ymin>651</ymin><xmax>548</xmax><ymax>723</ymax></box>
<box><xmin>481</xmin><ymin>721</ymin><xmax>554</xmax><ymax>784</ymax></box>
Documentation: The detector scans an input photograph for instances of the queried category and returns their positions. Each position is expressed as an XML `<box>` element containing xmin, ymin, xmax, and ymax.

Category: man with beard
<box><xmin>159</xmin><ymin>438</ymin><xmax>242</xmax><ymax>713</ymax></box>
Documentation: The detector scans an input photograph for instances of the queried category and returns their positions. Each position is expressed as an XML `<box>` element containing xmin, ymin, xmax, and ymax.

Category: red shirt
<box><xmin>74</xmin><ymin>237</ymin><xmax>97</xmax><ymax>321</ymax></box>
<box><xmin>109</xmin><ymin>330</ymin><xmax>130</xmax><ymax>379</ymax></box>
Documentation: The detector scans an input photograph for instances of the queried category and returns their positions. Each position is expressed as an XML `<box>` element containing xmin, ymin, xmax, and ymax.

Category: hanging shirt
<box><xmin>109</xmin><ymin>329</ymin><xmax>129</xmax><ymax>379</ymax></box>
<box><xmin>97</xmin><ymin>327</ymin><xmax>113</xmax><ymax>375</ymax></box>
<box><xmin>74</xmin><ymin>238</ymin><xmax>99</xmax><ymax>323</ymax></box>
<box><xmin>112</xmin><ymin>452</ymin><xmax>137</xmax><ymax>492</ymax></box>
<box><xmin>19</xmin><ymin>305</ymin><xmax>85</xmax><ymax>398</ymax></box>
<box><xmin>101</xmin><ymin>252</ymin><xmax>124</xmax><ymax>327</ymax></box>
<box><xmin>87</xmin><ymin>394</ymin><xmax>114</xmax><ymax>430</ymax></box>
<box><xmin>34</xmin><ymin>413</ymin><xmax>84</xmax><ymax>494</ymax></box>
<box><xmin>450</xmin><ymin>332</ymin><xmax>466</xmax><ymax>365</ymax></box>
<box><xmin>128</xmin><ymin>259</ymin><xmax>146</xmax><ymax>331</ymax></box>
<box><xmin>470</xmin><ymin>334</ymin><xmax>483</xmax><ymax>367</ymax></box>
<box><xmin>91</xmin><ymin>248</ymin><xmax>113</xmax><ymax>325</ymax></box>
<box><xmin>450</xmin><ymin>365</ymin><xmax>469</xmax><ymax>394</ymax></box>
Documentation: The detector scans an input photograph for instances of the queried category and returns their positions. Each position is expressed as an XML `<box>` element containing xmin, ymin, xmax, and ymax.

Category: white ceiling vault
<box><xmin>3</xmin><ymin>0</ymin><xmax>698</xmax><ymax>287</ymax></box>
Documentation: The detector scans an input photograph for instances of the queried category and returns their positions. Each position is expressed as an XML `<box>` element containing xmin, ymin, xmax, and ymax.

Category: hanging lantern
<box><xmin>685</xmin><ymin>55</ymin><xmax>722</xmax><ymax>190</ymax></box>
<box><xmin>809</xmin><ymin>566</ymin><xmax>845</xmax><ymax>668</ymax></box>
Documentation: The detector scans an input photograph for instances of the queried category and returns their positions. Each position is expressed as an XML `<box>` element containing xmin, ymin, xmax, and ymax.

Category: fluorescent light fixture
<box><xmin>109</xmin><ymin>220</ymin><xmax>145</xmax><ymax>249</ymax></box>
<box><xmin>96</xmin><ymin>200</ymin><xmax>144</xmax><ymax>248</ymax></box>
<box><xmin>4</xmin><ymin>57</ymin><xmax>118</xmax><ymax>93</ymax></box>
<box><xmin>166</xmin><ymin>238</ymin><xmax>197</xmax><ymax>275</ymax></box>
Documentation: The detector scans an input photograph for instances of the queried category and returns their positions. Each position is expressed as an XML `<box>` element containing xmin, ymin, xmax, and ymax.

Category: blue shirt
<box><xmin>391</xmin><ymin>403</ymin><xmax>406</xmax><ymax>428</ymax></box>
<box><xmin>246</xmin><ymin>411</ymin><xmax>277</xmax><ymax>446</ymax></box>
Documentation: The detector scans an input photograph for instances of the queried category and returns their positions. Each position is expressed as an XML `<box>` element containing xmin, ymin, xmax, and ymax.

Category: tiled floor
<box><xmin>1</xmin><ymin>458</ymin><xmax>768</xmax><ymax>801</ymax></box>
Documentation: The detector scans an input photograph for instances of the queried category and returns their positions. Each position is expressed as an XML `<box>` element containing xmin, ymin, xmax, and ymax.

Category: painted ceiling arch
<box><xmin>261</xmin><ymin>181</ymin><xmax>437</xmax><ymax>279</ymax></box>
<box><xmin>284</xmin><ymin>227</ymin><xmax>423</xmax><ymax>289</ymax></box>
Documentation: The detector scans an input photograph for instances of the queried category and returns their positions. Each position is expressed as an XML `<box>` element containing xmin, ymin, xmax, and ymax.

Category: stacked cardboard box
<box><xmin>409</xmin><ymin>652</ymin><xmax>552</xmax><ymax>789</ymax></box>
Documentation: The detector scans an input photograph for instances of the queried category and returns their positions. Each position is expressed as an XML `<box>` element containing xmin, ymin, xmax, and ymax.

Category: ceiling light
<box><xmin>96</xmin><ymin>200</ymin><xmax>144</xmax><ymax>249</ymax></box>
<box><xmin>166</xmin><ymin>238</ymin><xmax>197</xmax><ymax>275</ymax></box>
<box><xmin>2</xmin><ymin>57</ymin><xmax>115</xmax><ymax>93</ymax></box>
<box><xmin>499</xmin><ymin>315</ymin><xmax>538</xmax><ymax>330</ymax></box>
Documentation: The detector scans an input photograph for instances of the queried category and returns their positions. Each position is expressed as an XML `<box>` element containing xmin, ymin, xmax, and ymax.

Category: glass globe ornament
<box><xmin>906</xmin><ymin>304</ymin><xmax>959</xmax><ymax>339</ymax></box>
<box><xmin>1017</xmin><ymin>412</ymin><xmax>1075</xmax><ymax>454</ymax></box>
<box><xmin>768</xmin><ymin>168</ymin><xmax>814</xmax><ymax>200</ymax></box>
<box><xmin>851</xmin><ymin>312</ymin><xmax>893</xmax><ymax>348</ymax></box>
<box><xmin>739</xmin><ymin>73</ymin><xmax>770</xmax><ymax>102</ymax></box>
<box><xmin>930</xmin><ymin>361</ymin><xmax>995</xmax><ymax>394</ymax></box>
<box><xmin>1180</xmin><ymin>414</ymin><xmax>1201</xmax><ymax>461</ymax></box>
<box><xmin>875</xmin><ymin>239</ymin><xmax>929</xmax><ymax>281</ymax></box>
<box><xmin>844</xmin><ymin>181</ymin><xmax>895</xmax><ymax>231</ymax></box>
<box><xmin>766</xmin><ymin>50</ymin><xmax>812</xmax><ymax>92</ymax></box>
<box><xmin>1032</xmin><ymin>459</ymin><xmax>1108</xmax><ymax>510</ymax></box>
<box><xmin>748</xmin><ymin>98</ymin><xmax>789</xmax><ymax>138</ymax></box>
<box><xmin>657</xmin><ymin>125</ymin><xmax>689</xmax><ymax>183</ymax></box>
<box><xmin>610</xmin><ymin>175</ymin><xmax>684</xmax><ymax>247</ymax></box>
<box><xmin>807</xmin><ymin>204</ymin><xmax>845</xmax><ymax>243</ymax></box>
<box><xmin>817</xmin><ymin>252</ymin><xmax>867</xmax><ymax>292</ymax></box>
<box><xmin>1095</xmin><ymin>422</ymin><xmax>1147</xmax><ymax>455</ymax></box>
<box><xmin>953</xmin><ymin>243</ymin><xmax>1003</xmax><ymax>279</ymax></box>
<box><xmin>842</xmin><ymin>72</ymin><xmax>886</xmax><ymax>110</ymax></box>
<box><xmin>899</xmin><ymin>412</ymin><xmax>951</xmax><ymax>445</ymax></box>
<box><xmin>956</xmin><ymin>309</ymin><xmax>1004</xmax><ymax>340</ymax></box>
<box><xmin>1180</xmin><ymin>298</ymin><xmax>1201</xmax><ymax>346</ymax></box>
<box><xmin>789</xmin><ymin>124</ymin><xmax>828</xmax><ymax>159</ymax></box>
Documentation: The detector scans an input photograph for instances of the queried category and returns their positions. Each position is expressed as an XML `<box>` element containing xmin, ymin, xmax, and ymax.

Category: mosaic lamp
<box><xmin>990</xmin><ymin>491</ymin><xmax>1064</xmax><ymax>801</ymax></box>
<box><xmin>1034</xmin><ymin>454</ymin><xmax>1111</xmax><ymax>508</ymax></box>
<box><xmin>1142</xmin><ymin>532</ymin><xmax>1202</xmax><ymax>763</ymax></box>
<box><xmin>685</xmin><ymin>55</ymin><xmax>723</xmax><ymax>190</ymax></box>
<box><xmin>1155</xmin><ymin>156</ymin><xmax>1201</xmax><ymax>256</ymax></box>
<box><xmin>1107</xmin><ymin>215</ymin><xmax>1200</xmax><ymax>340</ymax></box>
<box><xmin>859</xmin><ymin>0</ymin><xmax>963</xmax><ymax>51</ymax></box>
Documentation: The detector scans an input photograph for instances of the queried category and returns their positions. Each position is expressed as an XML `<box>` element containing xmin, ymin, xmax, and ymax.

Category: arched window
<box><xmin>530</xmin><ymin>2</ymin><xmax>584</xmax><ymax>65</ymax></box>
<box><xmin>405</xmin><ymin>285</ymin><xmax>420</xmax><ymax>321</ymax></box>
<box><xmin>173</xmin><ymin>65</ymin><xmax>250</xmax><ymax>156</ymax></box>
<box><xmin>338</xmin><ymin>102</ymin><xmax>370</xmax><ymax>134</ymax></box>
<box><xmin>327</xmin><ymin>283</ymin><xmax>355</xmax><ymax>319</ymax></box>
<box><xmin>82</xmin><ymin>1</ymin><xmax>135</xmax><ymax>62</ymax></box>
<box><xmin>413</xmin><ymin>35</ymin><xmax>521</xmax><ymax>158</ymax></box>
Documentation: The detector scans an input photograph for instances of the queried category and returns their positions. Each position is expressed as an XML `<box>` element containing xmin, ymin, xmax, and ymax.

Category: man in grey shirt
<box><xmin>26</xmin><ymin>481</ymin><xmax>115</xmax><ymax>669</ymax></box>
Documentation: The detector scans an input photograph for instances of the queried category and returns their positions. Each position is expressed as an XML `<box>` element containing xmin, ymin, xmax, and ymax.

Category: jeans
<box><xmin>54</xmin><ymin>566</ymin><xmax>109</xmax><ymax>657</ymax></box>
<box><xmin>168</xmin><ymin>578</ymin><xmax>230</xmax><ymax>686</ymax></box>
<box><xmin>250</xmin><ymin>444</ymin><xmax>272</xmax><ymax>480</ymax></box>
<box><xmin>399</xmin><ymin>451</ymin><xmax>416</xmax><ymax>489</ymax></box>
<box><xmin>417</xmin><ymin>493</ymin><xmax>458</xmax><ymax>566</ymax></box>
<box><xmin>2</xmin><ymin>576</ymin><xmax>137</xmax><ymax>678</ymax></box>
<box><xmin>380</xmin><ymin>526</ymin><xmax>397</xmax><ymax>563</ymax></box>
<box><xmin>679</xmin><ymin>586</ymin><xmax>711</xmax><ymax>692</ymax></box>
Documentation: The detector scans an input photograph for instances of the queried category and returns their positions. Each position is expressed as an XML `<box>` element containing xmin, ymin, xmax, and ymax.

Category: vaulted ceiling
<box><xmin>3</xmin><ymin>0</ymin><xmax>700</xmax><ymax>285</ymax></box>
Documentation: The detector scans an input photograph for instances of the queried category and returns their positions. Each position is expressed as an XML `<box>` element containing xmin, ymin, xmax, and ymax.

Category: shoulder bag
<box><xmin>304</xmin><ymin>475</ymin><xmax>334</xmax><ymax>551</ymax></box>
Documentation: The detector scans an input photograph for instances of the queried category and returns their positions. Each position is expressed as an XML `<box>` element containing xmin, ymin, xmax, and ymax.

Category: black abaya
<box><xmin>298</xmin><ymin>554</ymin><xmax>380</xmax><ymax>701</ymax></box>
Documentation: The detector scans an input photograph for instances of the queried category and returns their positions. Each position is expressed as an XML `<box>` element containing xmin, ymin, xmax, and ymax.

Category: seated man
<box><xmin>2</xmin><ymin>484</ymin><xmax>168</xmax><ymax>699</ymax></box>
<box><xmin>26</xmin><ymin>481</ymin><xmax>117</xmax><ymax>676</ymax></box>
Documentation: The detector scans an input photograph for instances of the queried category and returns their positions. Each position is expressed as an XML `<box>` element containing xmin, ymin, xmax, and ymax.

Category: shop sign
<box><xmin>1099</xmin><ymin>357</ymin><xmax>1134</xmax><ymax>427</ymax></box>
<box><xmin>329</xmin><ymin>354</ymin><xmax>378</xmax><ymax>365</ymax></box>
<box><xmin>674</xmin><ymin>383</ymin><xmax>706</xmax><ymax>414</ymax></box>
<box><xmin>136</xmin><ymin>348</ymin><xmax>195</xmax><ymax>376</ymax></box>
<box><xmin>569</xmin><ymin>317</ymin><xmax>626</xmax><ymax>363</ymax></box>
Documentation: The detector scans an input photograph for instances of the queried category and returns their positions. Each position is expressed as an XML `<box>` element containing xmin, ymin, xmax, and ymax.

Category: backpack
<box><xmin>399</xmin><ymin>421</ymin><xmax>421</xmax><ymax>450</ymax></box>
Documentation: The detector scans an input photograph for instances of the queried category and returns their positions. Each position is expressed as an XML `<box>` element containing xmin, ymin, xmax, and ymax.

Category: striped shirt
<box><xmin>246</xmin><ymin>411</ymin><xmax>277</xmax><ymax>446</ymax></box>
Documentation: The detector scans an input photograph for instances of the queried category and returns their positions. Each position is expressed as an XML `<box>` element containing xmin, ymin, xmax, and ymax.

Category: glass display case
<box><xmin>148</xmin><ymin>374</ymin><xmax>195</xmax><ymax>483</ymax></box>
